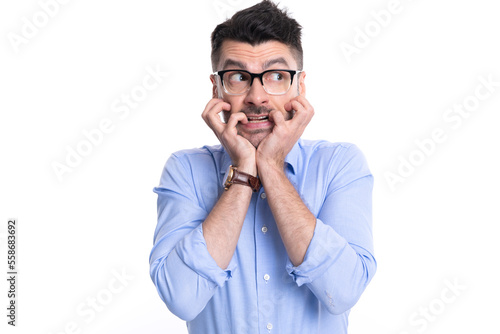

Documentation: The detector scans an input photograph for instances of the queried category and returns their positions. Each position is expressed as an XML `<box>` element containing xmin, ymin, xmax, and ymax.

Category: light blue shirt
<box><xmin>150</xmin><ymin>139</ymin><xmax>376</xmax><ymax>334</ymax></box>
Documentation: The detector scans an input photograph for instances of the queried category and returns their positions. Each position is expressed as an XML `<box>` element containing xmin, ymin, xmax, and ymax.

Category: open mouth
<box><xmin>247</xmin><ymin>115</ymin><xmax>270</xmax><ymax>123</ymax></box>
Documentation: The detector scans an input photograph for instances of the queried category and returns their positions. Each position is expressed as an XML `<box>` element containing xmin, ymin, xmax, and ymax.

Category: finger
<box><xmin>226</xmin><ymin>112</ymin><xmax>247</xmax><ymax>131</ymax></box>
<box><xmin>202</xmin><ymin>99</ymin><xmax>231</xmax><ymax>134</ymax></box>
<box><xmin>202</xmin><ymin>99</ymin><xmax>231</xmax><ymax>125</ymax></box>
<box><xmin>201</xmin><ymin>98</ymin><xmax>223</xmax><ymax>120</ymax></box>
<box><xmin>286</xmin><ymin>99</ymin><xmax>313</xmax><ymax>125</ymax></box>
<box><xmin>268</xmin><ymin>109</ymin><xmax>285</xmax><ymax>127</ymax></box>
<box><xmin>284</xmin><ymin>97</ymin><xmax>300</xmax><ymax>113</ymax></box>
<box><xmin>294</xmin><ymin>95</ymin><xmax>314</xmax><ymax>115</ymax></box>
<box><xmin>220</xmin><ymin>113</ymin><xmax>248</xmax><ymax>145</ymax></box>
<box><xmin>285</xmin><ymin>95</ymin><xmax>313</xmax><ymax>113</ymax></box>
<box><xmin>280</xmin><ymin>103</ymin><xmax>312</xmax><ymax>139</ymax></box>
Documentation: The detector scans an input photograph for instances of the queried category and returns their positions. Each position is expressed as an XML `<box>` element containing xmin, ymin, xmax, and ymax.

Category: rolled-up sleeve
<box><xmin>149</xmin><ymin>154</ymin><xmax>234</xmax><ymax>321</ymax></box>
<box><xmin>286</xmin><ymin>144</ymin><xmax>376</xmax><ymax>315</ymax></box>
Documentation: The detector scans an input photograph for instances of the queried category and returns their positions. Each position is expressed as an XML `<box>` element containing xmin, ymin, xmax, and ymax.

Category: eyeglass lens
<box><xmin>223</xmin><ymin>70</ymin><xmax>292</xmax><ymax>95</ymax></box>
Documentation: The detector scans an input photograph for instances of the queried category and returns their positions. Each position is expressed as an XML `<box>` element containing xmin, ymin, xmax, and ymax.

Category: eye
<box><xmin>227</xmin><ymin>71</ymin><xmax>248</xmax><ymax>82</ymax></box>
<box><xmin>267</xmin><ymin>71</ymin><xmax>284</xmax><ymax>81</ymax></box>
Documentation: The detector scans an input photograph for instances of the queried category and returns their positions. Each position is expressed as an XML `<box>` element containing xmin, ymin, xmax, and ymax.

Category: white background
<box><xmin>1</xmin><ymin>0</ymin><xmax>499</xmax><ymax>333</ymax></box>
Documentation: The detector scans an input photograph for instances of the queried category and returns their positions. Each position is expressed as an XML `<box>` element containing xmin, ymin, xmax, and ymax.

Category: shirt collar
<box><xmin>219</xmin><ymin>139</ymin><xmax>301</xmax><ymax>175</ymax></box>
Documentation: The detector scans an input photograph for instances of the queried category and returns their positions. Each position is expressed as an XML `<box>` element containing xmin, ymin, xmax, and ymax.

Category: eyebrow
<box><xmin>220</xmin><ymin>57</ymin><xmax>291</xmax><ymax>71</ymax></box>
<box><xmin>221</xmin><ymin>59</ymin><xmax>246</xmax><ymax>70</ymax></box>
<box><xmin>263</xmin><ymin>57</ymin><xmax>290</xmax><ymax>70</ymax></box>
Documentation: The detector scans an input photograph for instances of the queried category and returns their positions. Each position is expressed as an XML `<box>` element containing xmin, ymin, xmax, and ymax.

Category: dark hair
<box><xmin>210</xmin><ymin>0</ymin><xmax>303</xmax><ymax>71</ymax></box>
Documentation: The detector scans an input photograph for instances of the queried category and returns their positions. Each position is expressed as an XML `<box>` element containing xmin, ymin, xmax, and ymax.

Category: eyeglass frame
<box><xmin>213</xmin><ymin>69</ymin><xmax>302</xmax><ymax>96</ymax></box>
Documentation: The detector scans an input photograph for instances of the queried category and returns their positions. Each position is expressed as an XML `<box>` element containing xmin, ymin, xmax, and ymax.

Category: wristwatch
<box><xmin>223</xmin><ymin>165</ymin><xmax>261</xmax><ymax>192</ymax></box>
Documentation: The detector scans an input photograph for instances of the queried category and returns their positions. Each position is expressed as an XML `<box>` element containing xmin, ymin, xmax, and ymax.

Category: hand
<box><xmin>256</xmin><ymin>96</ymin><xmax>314</xmax><ymax>172</ymax></box>
<box><xmin>201</xmin><ymin>98</ymin><xmax>257</xmax><ymax>174</ymax></box>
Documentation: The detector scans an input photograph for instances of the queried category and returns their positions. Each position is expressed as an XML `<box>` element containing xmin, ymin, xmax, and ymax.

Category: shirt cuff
<box><xmin>175</xmin><ymin>224</ymin><xmax>236</xmax><ymax>288</ymax></box>
<box><xmin>286</xmin><ymin>219</ymin><xmax>348</xmax><ymax>286</ymax></box>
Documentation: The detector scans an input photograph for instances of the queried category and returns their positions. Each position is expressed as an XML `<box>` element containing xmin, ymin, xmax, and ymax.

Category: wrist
<box><xmin>257</xmin><ymin>160</ymin><xmax>286</xmax><ymax>186</ymax></box>
<box><xmin>224</xmin><ymin>165</ymin><xmax>261</xmax><ymax>192</ymax></box>
<box><xmin>235</xmin><ymin>160</ymin><xmax>257</xmax><ymax>177</ymax></box>
<box><xmin>257</xmin><ymin>158</ymin><xmax>284</xmax><ymax>175</ymax></box>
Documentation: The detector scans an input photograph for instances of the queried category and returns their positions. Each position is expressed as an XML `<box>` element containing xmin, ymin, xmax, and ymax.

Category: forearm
<box><xmin>286</xmin><ymin>167</ymin><xmax>376</xmax><ymax>314</ymax></box>
<box><xmin>288</xmin><ymin>219</ymin><xmax>377</xmax><ymax>314</ymax></box>
<box><xmin>258</xmin><ymin>162</ymin><xmax>316</xmax><ymax>266</ymax></box>
<box><xmin>203</xmin><ymin>162</ymin><xmax>256</xmax><ymax>269</ymax></box>
<box><xmin>150</xmin><ymin>229</ymin><xmax>223</xmax><ymax>321</ymax></box>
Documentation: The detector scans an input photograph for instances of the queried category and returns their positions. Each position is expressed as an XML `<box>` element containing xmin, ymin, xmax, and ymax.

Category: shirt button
<box><xmin>261</xmin><ymin>226</ymin><xmax>268</xmax><ymax>234</ymax></box>
<box><xmin>267</xmin><ymin>323</ymin><xmax>273</xmax><ymax>330</ymax></box>
<box><xmin>264</xmin><ymin>274</ymin><xmax>270</xmax><ymax>282</ymax></box>
<box><xmin>260</xmin><ymin>192</ymin><xmax>267</xmax><ymax>199</ymax></box>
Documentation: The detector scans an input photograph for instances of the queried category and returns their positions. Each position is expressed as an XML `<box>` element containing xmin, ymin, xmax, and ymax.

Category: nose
<box><xmin>244</xmin><ymin>77</ymin><xmax>269</xmax><ymax>106</ymax></box>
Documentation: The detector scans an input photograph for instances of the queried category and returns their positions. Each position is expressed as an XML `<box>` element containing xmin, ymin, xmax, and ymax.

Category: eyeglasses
<box><xmin>213</xmin><ymin>69</ymin><xmax>302</xmax><ymax>95</ymax></box>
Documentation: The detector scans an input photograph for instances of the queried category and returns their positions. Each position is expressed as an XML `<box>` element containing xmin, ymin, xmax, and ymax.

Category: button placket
<box><xmin>256</xmin><ymin>188</ymin><xmax>275</xmax><ymax>333</ymax></box>
<box><xmin>260</xmin><ymin>191</ymin><xmax>268</xmax><ymax>234</ymax></box>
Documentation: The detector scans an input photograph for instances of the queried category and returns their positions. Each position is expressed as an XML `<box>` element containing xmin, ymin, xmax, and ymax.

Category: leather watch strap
<box><xmin>225</xmin><ymin>166</ymin><xmax>261</xmax><ymax>192</ymax></box>
<box><xmin>232</xmin><ymin>168</ymin><xmax>261</xmax><ymax>192</ymax></box>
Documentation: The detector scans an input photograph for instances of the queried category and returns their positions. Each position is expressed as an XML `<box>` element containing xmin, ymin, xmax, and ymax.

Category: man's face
<box><xmin>211</xmin><ymin>40</ymin><xmax>306</xmax><ymax>148</ymax></box>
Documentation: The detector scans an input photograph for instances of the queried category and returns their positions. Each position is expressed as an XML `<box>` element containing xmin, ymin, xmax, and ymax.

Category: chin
<box><xmin>241</xmin><ymin>130</ymin><xmax>271</xmax><ymax>148</ymax></box>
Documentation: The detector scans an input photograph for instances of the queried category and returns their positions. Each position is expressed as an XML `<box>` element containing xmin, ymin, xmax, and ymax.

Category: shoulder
<box><xmin>298</xmin><ymin>139</ymin><xmax>365</xmax><ymax>162</ymax></box>
<box><xmin>161</xmin><ymin>144</ymin><xmax>227</xmax><ymax>181</ymax></box>
<box><xmin>166</xmin><ymin>144</ymin><xmax>225</xmax><ymax>168</ymax></box>
<box><xmin>159</xmin><ymin>144</ymin><xmax>225</xmax><ymax>184</ymax></box>
<box><xmin>171</xmin><ymin>144</ymin><xmax>225</xmax><ymax>160</ymax></box>
<box><xmin>296</xmin><ymin>139</ymin><xmax>371</xmax><ymax>179</ymax></box>
<box><xmin>299</xmin><ymin>139</ymin><xmax>356</xmax><ymax>152</ymax></box>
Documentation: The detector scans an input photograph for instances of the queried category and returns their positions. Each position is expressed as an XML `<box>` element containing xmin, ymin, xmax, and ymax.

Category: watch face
<box><xmin>224</xmin><ymin>165</ymin><xmax>235</xmax><ymax>189</ymax></box>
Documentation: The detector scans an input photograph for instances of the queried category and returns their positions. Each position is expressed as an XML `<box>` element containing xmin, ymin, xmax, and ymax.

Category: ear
<box><xmin>298</xmin><ymin>71</ymin><xmax>306</xmax><ymax>97</ymax></box>
<box><xmin>210</xmin><ymin>74</ymin><xmax>218</xmax><ymax>98</ymax></box>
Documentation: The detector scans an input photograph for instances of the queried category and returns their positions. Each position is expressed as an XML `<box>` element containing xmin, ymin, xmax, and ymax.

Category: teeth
<box><xmin>247</xmin><ymin>115</ymin><xmax>269</xmax><ymax>122</ymax></box>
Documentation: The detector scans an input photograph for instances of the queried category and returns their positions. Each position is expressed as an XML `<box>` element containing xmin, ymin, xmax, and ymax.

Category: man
<box><xmin>150</xmin><ymin>1</ymin><xmax>376</xmax><ymax>333</ymax></box>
